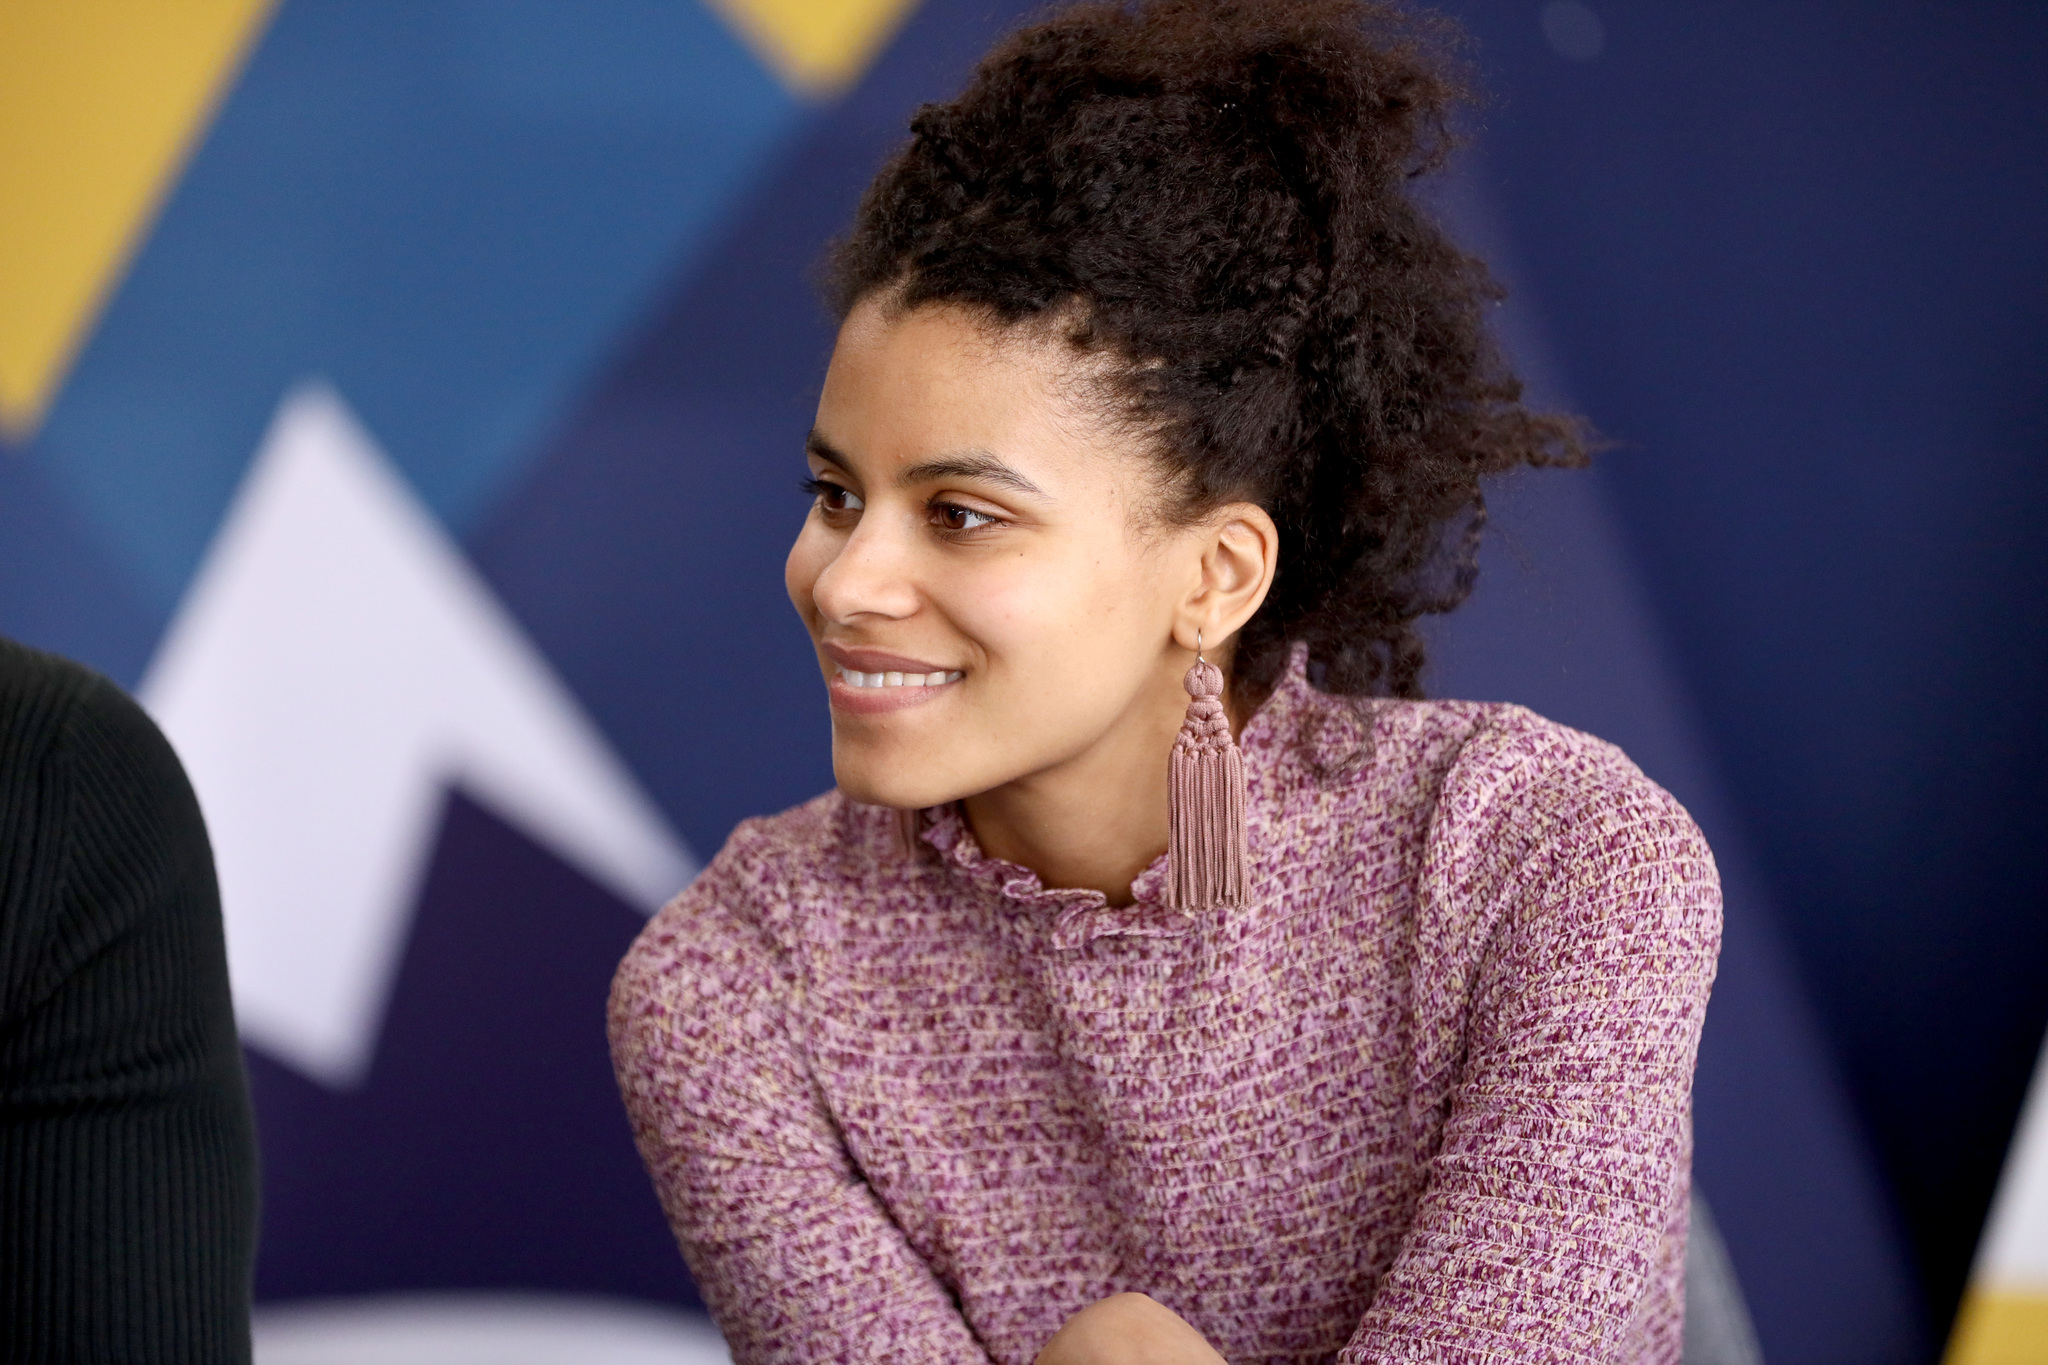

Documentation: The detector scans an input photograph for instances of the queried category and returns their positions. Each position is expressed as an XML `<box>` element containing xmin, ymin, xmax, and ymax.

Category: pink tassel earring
<box><xmin>1167</xmin><ymin>631</ymin><xmax>1249</xmax><ymax>911</ymax></box>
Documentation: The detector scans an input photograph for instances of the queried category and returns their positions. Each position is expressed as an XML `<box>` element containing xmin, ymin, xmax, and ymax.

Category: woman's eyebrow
<box><xmin>804</xmin><ymin>429</ymin><xmax>853</xmax><ymax>473</ymax></box>
<box><xmin>898</xmin><ymin>451</ymin><xmax>1048</xmax><ymax>499</ymax></box>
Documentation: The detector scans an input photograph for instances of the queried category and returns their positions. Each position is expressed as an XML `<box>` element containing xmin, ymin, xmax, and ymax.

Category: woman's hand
<box><xmin>1033</xmin><ymin>1292</ymin><xmax>1229</xmax><ymax>1365</ymax></box>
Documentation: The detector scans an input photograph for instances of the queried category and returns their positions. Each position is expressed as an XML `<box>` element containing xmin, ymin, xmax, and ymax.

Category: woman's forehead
<box><xmin>818</xmin><ymin>301</ymin><xmax>1131</xmax><ymax>491</ymax></box>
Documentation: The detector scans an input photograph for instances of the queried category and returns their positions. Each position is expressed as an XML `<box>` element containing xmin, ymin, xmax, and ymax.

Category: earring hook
<box><xmin>1195</xmin><ymin>628</ymin><xmax>1205</xmax><ymax>664</ymax></box>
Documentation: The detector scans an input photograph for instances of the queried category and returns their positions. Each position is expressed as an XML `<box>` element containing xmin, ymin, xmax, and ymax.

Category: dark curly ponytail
<box><xmin>826</xmin><ymin>0</ymin><xmax>1586</xmax><ymax>702</ymax></box>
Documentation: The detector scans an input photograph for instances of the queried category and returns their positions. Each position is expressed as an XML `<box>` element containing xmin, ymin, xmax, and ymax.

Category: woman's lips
<box><xmin>822</xmin><ymin>642</ymin><xmax>951</xmax><ymax>674</ymax></box>
<box><xmin>825</xmin><ymin>663</ymin><xmax>963</xmax><ymax>716</ymax></box>
<box><xmin>820</xmin><ymin>643</ymin><xmax>963</xmax><ymax>715</ymax></box>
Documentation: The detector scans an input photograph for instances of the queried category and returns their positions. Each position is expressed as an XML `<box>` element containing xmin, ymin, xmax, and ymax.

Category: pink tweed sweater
<box><xmin>609</xmin><ymin>665</ymin><xmax>1721</xmax><ymax>1365</ymax></box>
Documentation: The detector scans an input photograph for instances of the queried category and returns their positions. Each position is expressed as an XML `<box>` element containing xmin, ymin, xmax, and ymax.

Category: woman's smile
<box><xmin>823</xmin><ymin>642</ymin><xmax>967</xmax><ymax>716</ymax></box>
<box><xmin>826</xmin><ymin>667</ymin><xmax>964</xmax><ymax>716</ymax></box>
<box><xmin>835</xmin><ymin>668</ymin><xmax>964</xmax><ymax>689</ymax></box>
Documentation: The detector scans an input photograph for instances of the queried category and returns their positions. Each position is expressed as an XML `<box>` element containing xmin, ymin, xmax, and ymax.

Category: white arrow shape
<box><xmin>1975</xmin><ymin>1035</ymin><xmax>2048</xmax><ymax>1292</ymax></box>
<box><xmin>141</xmin><ymin>383</ymin><xmax>695</xmax><ymax>1088</ymax></box>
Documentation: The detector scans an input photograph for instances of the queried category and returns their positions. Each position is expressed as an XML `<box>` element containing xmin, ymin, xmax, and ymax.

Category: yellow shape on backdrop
<box><xmin>1948</xmin><ymin>1290</ymin><xmax>2048</xmax><ymax>1365</ymax></box>
<box><xmin>709</xmin><ymin>0</ymin><xmax>922</xmax><ymax>96</ymax></box>
<box><xmin>0</xmin><ymin>0</ymin><xmax>276</xmax><ymax>437</ymax></box>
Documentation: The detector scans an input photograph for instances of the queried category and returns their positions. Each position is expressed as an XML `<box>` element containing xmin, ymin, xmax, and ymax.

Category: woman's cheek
<box><xmin>936</xmin><ymin>558</ymin><xmax>1049</xmax><ymax>659</ymax></box>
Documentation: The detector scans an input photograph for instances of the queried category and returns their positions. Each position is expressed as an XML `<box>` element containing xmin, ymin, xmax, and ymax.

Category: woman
<box><xmin>610</xmin><ymin>2</ymin><xmax>1720</xmax><ymax>1362</ymax></box>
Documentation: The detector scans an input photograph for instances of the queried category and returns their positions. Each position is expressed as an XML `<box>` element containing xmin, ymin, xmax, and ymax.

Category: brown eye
<box><xmin>801</xmin><ymin>477</ymin><xmax>864</xmax><ymax>513</ymax></box>
<box><xmin>933</xmin><ymin>502</ymin><xmax>996</xmax><ymax>532</ymax></box>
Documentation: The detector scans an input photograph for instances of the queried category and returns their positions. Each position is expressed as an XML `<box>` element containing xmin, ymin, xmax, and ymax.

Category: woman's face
<box><xmin>786</xmin><ymin>297</ymin><xmax>1223</xmax><ymax>810</ymax></box>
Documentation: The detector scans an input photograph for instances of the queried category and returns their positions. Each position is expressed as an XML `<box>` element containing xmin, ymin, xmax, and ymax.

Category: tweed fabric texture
<box><xmin>611</xmin><ymin>663</ymin><xmax>1721</xmax><ymax>1365</ymax></box>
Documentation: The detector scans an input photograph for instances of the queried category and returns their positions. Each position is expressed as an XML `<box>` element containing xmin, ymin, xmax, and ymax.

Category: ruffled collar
<box><xmin>909</xmin><ymin>652</ymin><xmax>1321</xmax><ymax>951</ymax></box>
<box><xmin>918</xmin><ymin>806</ymin><xmax>1185</xmax><ymax>950</ymax></box>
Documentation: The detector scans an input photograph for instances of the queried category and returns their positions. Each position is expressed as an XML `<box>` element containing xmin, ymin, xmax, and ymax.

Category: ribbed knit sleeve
<box><xmin>609</xmin><ymin>811</ymin><xmax>995</xmax><ymax>1365</ymax></box>
<box><xmin>1339</xmin><ymin>720</ymin><xmax>1720</xmax><ymax>1364</ymax></box>
<box><xmin>0</xmin><ymin>638</ymin><xmax>258</xmax><ymax>1364</ymax></box>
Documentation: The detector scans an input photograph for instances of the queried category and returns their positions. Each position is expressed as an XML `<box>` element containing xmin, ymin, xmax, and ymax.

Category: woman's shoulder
<box><xmin>1271</xmin><ymin>692</ymin><xmax>1723</xmax><ymax>1020</ymax></box>
<box><xmin>1380</xmin><ymin>698</ymin><xmax>1720</xmax><ymax>939</ymax></box>
<box><xmin>609</xmin><ymin>788</ymin><xmax>888</xmax><ymax>1011</ymax></box>
<box><xmin>1271</xmin><ymin>673</ymin><xmax>1688</xmax><ymax>824</ymax></box>
<box><xmin>1271</xmin><ymin>679</ymin><xmax>1713</xmax><ymax>900</ymax></box>
<box><xmin>1406</xmin><ymin>699</ymin><xmax>1700</xmax><ymax>847</ymax></box>
<box><xmin>1263</xmin><ymin>666</ymin><xmax>1658</xmax><ymax>795</ymax></box>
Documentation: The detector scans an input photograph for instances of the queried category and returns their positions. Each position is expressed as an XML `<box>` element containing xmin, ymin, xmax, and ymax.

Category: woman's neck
<box><xmin>960</xmin><ymin>666</ymin><xmax>1231</xmax><ymax>906</ymax></box>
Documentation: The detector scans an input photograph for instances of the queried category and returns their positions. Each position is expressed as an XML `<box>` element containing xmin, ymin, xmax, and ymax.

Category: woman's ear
<box><xmin>1173</xmin><ymin>501</ymin><xmax>1279</xmax><ymax>653</ymax></box>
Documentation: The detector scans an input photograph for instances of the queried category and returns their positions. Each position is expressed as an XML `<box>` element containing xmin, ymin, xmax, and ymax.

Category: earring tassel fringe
<box><xmin>1167</xmin><ymin>659</ymin><xmax>1249</xmax><ymax>911</ymax></box>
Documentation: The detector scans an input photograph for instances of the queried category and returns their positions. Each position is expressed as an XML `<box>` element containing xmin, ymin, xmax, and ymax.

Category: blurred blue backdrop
<box><xmin>1</xmin><ymin>2</ymin><xmax>2042</xmax><ymax>1362</ymax></box>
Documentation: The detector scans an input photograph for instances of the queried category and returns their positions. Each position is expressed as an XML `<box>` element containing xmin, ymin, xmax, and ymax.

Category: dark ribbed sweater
<box><xmin>0</xmin><ymin>637</ymin><xmax>256</xmax><ymax>1363</ymax></box>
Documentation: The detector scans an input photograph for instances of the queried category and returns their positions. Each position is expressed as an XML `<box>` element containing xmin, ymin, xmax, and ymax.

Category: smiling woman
<box><xmin>608</xmin><ymin>3</ymin><xmax>1720</xmax><ymax>1364</ymax></box>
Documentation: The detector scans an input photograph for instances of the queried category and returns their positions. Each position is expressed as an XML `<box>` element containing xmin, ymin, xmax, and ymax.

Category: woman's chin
<box><xmin>830</xmin><ymin>753</ymin><xmax>965</xmax><ymax>813</ymax></box>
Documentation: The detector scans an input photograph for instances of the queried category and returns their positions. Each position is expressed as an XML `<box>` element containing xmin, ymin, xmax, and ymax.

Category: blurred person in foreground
<box><xmin>610</xmin><ymin>2</ymin><xmax>1721</xmax><ymax>1362</ymax></box>
<box><xmin>0</xmin><ymin>635</ymin><xmax>257</xmax><ymax>1362</ymax></box>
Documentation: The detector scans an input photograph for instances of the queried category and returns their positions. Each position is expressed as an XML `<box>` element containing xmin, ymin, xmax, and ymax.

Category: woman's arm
<box><xmin>1339</xmin><ymin>736</ymin><xmax>1722</xmax><ymax>1364</ymax></box>
<box><xmin>609</xmin><ymin>843</ymin><xmax>995</xmax><ymax>1365</ymax></box>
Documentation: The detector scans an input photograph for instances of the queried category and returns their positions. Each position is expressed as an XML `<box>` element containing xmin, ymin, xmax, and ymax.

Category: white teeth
<box><xmin>836</xmin><ymin>666</ymin><xmax>965</xmax><ymax>689</ymax></box>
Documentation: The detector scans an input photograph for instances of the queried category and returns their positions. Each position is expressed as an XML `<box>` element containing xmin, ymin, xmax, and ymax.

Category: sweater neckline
<box><xmin>909</xmin><ymin>658</ymin><xmax>1310</xmax><ymax>950</ymax></box>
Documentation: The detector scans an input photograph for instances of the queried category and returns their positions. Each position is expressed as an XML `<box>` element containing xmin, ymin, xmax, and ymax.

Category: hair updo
<box><xmin>826</xmin><ymin>0</ymin><xmax>1586</xmax><ymax>702</ymax></box>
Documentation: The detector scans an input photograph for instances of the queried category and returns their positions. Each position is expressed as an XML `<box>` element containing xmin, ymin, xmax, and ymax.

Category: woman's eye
<box><xmin>802</xmin><ymin>477</ymin><xmax>864</xmax><ymax>513</ymax></box>
<box><xmin>933</xmin><ymin>502</ymin><xmax>997</xmax><ymax>532</ymax></box>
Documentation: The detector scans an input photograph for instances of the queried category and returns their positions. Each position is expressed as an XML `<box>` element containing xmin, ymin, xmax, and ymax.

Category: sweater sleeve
<box><xmin>0</xmin><ymin>648</ymin><xmax>259</xmax><ymax>1363</ymax></box>
<box><xmin>1339</xmin><ymin>720</ymin><xmax>1722</xmax><ymax>1365</ymax></box>
<box><xmin>609</xmin><ymin>826</ymin><xmax>996</xmax><ymax>1365</ymax></box>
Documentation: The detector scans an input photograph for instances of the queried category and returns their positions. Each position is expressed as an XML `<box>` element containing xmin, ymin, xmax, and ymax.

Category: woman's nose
<box><xmin>810</xmin><ymin>519</ymin><xmax>919</xmax><ymax>625</ymax></box>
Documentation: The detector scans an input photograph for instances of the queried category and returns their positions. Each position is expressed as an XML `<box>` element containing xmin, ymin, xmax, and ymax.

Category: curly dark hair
<box><xmin>826</xmin><ymin>0</ymin><xmax>1585</xmax><ymax>702</ymax></box>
